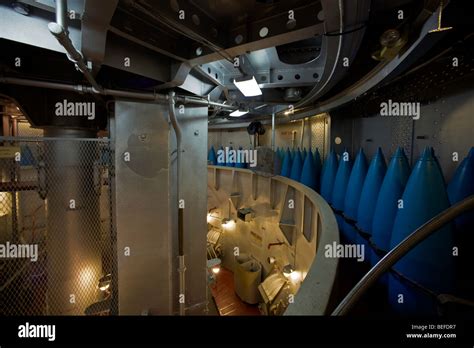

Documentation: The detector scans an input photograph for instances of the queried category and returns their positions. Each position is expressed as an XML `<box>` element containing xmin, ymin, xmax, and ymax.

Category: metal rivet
<box><xmin>235</xmin><ymin>34</ymin><xmax>243</xmax><ymax>44</ymax></box>
<box><xmin>317</xmin><ymin>10</ymin><xmax>325</xmax><ymax>21</ymax></box>
<box><xmin>259</xmin><ymin>27</ymin><xmax>269</xmax><ymax>38</ymax></box>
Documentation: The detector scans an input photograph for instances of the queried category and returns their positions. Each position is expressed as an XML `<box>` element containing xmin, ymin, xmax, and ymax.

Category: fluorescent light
<box><xmin>233</xmin><ymin>76</ymin><xmax>262</xmax><ymax>97</ymax></box>
<box><xmin>229</xmin><ymin>110</ymin><xmax>249</xmax><ymax>117</ymax></box>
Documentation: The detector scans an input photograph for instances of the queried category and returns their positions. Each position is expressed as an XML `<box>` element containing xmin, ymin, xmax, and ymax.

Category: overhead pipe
<box><xmin>178</xmin><ymin>96</ymin><xmax>235</xmax><ymax>110</ymax></box>
<box><xmin>48</xmin><ymin>0</ymin><xmax>103</xmax><ymax>92</ymax></box>
<box><xmin>332</xmin><ymin>195</ymin><xmax>474</xmax><ymax>316</ymax></box>
<box><xmin>55</xmin><ymin>0</ymin><xmax>68</xmax><ymax>33</ymax></box>
<box><xmin>169</xmin><ymin>91</ymin><xmax>186</xmax><ymax>316</ymax></box>
<box><xmin>45</xmin><ymin>0</ymin><xmax>236</xmax><ymax>111</ymax></box>
<box><xmin>0</xmin><ymin>77</ymin><xmax>236</xmax><ymax>110</ymax></box>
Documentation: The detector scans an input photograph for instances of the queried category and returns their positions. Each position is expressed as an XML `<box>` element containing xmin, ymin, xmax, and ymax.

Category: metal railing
<box><xmin>332</xmin><ymin>195</ymin><xmax>474</xmax><ymax>316</ymax></box>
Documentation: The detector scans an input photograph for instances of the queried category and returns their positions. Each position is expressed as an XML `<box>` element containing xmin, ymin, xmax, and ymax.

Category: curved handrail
<box><xmin>207</xmin><ymin>165</ymin><xmax>340</xmax><ymax>315</ymax></box>
<box><xmin>332</xmin><ymin>195</ymin><xmax>474</xmax><ymax>316</ymax></box>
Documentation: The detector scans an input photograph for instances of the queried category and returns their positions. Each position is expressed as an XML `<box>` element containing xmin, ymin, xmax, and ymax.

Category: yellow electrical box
<box><xmin>0</xmin><ymin>146</ymin><xmax>20</xmax><ymax>159</ymax></box>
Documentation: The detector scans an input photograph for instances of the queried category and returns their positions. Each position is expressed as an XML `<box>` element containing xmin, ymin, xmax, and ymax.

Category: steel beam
<box><xmin>0</xmin><ymin>3</ymin><xmax>82</xmax><ymax>54</ymax></box>
<box><xmin>81</xmin><ymin>0</ymin><xmax>119</xmax><ymax>73</ymax></box>
<box><xmin>293</xmin><ymin>0</ymin><xmax>371</xmax><ymax>108</ymax></box>
<box><xmin>131</xmin><ymin>0</ymin><xmax>228</xmax><ymax>50</ymax></box>
<box><xmin>289</xmin><ymin>9</ymin><xmax>442</xmax><ymax>119</ymax></box>
<box><xmin>108</xmin><ymin>26</ymin><xmax>187</xmax><ymax>62</ymax></box>
<box><xmin>229</xmin><ymin>2</ymin><xmax>323</xmax><ymax>48</ymax></box>
<box><xmin>102</xmin><ymin>32</ymin><xmax>171</xmax><ymax>83</ymax></box>
<box><xmin>188</xmin><ymin>22</ymin><xmax>325</xmax><ymax>66</ymax></box>
<box><xmin>110</xmin><ymin>7</ymin><xmax>190</xmax><ymax>61</ymax></box>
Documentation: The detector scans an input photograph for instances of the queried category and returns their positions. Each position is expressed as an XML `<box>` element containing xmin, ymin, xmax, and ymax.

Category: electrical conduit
<box><xmin>169</xmin><ymin>91</ymin><xmax>186</xmax><ymax>316</ymax></box>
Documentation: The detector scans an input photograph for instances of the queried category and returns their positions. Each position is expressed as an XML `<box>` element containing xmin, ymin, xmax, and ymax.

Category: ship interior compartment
<box><xmin>0</xmin><ymin>0</ymin><xmax>473</xmax><ymax>317</ymax></box>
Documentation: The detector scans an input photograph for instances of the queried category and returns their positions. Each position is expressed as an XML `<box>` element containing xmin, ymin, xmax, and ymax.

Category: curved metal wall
<box><xmin>207</xmin><ymin>165</ymin><xmax>339</xmax><ymax>315</ymax></box>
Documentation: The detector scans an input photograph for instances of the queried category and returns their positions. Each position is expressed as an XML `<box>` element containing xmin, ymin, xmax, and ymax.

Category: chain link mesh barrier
<box><xmin>0</xmin><ymin>136</ymin><xmax>116</xmax><ymax>315</ymax></box>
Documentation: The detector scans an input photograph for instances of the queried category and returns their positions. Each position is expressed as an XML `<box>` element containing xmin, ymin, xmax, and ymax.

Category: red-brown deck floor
<box><xmin>210</xmin><ymin>267</ymin><xmax>261</xmax><ymax>316</ymax></box>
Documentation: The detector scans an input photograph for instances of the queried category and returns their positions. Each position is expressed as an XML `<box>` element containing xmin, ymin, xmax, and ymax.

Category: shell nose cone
<box><xmin>320</xmin><ymin>150</ymin><xmax>339</xmax><ymax>204</ymax></box>
<box><xmin>343</xmin><ymin>148</ymin><xmax>368</xmax><ymax>220</ymax></box>
<box><xmin>331</xmin><ymin>150</ymin><xmax>353</xmax><ymax>211</ymax></box>
<box><xmin>420</xmin><ymin>146</ymin><xmax>435</xmax><ymax>161</ymax></box>
<box><xmin>280</xmin><ymin>148</ymin><xmax>293</xmax><ymax>177</ymax></box>
<box><xmin>355</xmin><ymin>148</ymin><xmax>387</xmax><ymax>235</ymax></box>
<box><xmin>290</xmin><ymin>149</ymin><xmax>303</xmax><ymax>181</ymax></box>
<box><xmin>300</xmin><ymin>149</ymin><xmax>317</xmax><ymax>190</ymax></box>
<box><xmin>393</xmin><ymin>146</ymin><xmax>406</xmax><ymax>158</ymax></box>
<box><xmin>389</xmin><ymin>147</ymin><xmax>454</xmax><ymax>314</ymax></box>
<box><xmin>371</xmin><ymin>147</ymin><xmax>410</xmax><ymax>252</ymax></box>
<box><xmin>208</xmin><ymin>146</ymin><xmax>217</xmax><ymax>165</ymax></box>
<box><xmin>447</xmin><ymin>148</ymin><xmax>474</xmax><ymax>229</ymax></box>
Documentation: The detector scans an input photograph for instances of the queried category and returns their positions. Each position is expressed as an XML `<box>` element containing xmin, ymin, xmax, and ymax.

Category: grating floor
<box><xmin>210</xmin><ymin>267</ymin><xmax>261</xmax><ymax>316</ymax></box>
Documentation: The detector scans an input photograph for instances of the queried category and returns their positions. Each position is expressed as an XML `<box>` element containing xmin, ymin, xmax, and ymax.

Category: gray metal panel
<box><xmin>333</xmin><ymin>88</ymin><xmax>474</xmax><ymax>181</ymax></box>
<box><xmin>351</xmin><ymin>117</ymin><xmax>407</xmax><ymax>160</ymax></box>
<box><xmin>413</xmin><ymin>88</ymin><xmax>474</xmax><ymax>180</ymax></box>
<box><xmin>114</xmin><ymin>101</ymin><xmax>172</xmax><ymax>315</ymax></box>
<box><xmin>310</xmin><ymin>115</ymin><xmax>328</xmax><ymax>157</ymax></box>
<box><xmin>330</xmin><ymin>116</ymin><xmax>353</xmax><ymax>156</ymax></box>
<box><xmin>0</xmin><ymin>2</ymin><xmax>82</xmax><ymax>53</ymax></box>
<box><xmin>103</xmin><ymin>33</ymin><xmax>171</xmax><ymax>83</ymax></box>
<box><xmin>390</xmin><ymin>117</ymin><xmax>414</xmax><ymax>162</ymax></box>
<box><xmin>80</xmin><ymin>0</ymin><xmax>118</xmax><ymax>70</ymax></box>
<box><xmin>114</xmin><ymin>101</ymin><xmax>208</xmax><ymax>315</ymax></box>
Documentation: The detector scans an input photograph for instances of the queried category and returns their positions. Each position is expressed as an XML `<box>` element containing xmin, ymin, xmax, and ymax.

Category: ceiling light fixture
<box><xmin>233</xmin><ymin>76</ymin><xmax>262</xmax><ymax>97</ymax></box>
<box><xmin>229</xmin><ymin>109</ymin><xmax>249</xmax><ymax>117</ymax></box>
<box><xmin>282</xmin><ymin>264</ymin><xmax>295</xmax><ymax>277</ymax></box>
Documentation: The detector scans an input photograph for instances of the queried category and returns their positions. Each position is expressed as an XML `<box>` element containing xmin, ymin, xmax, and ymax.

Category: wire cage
<box><xmin>0</xmin><ymin>136</ymin><xmax>117</xmax><ymax>315</ymax></box>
